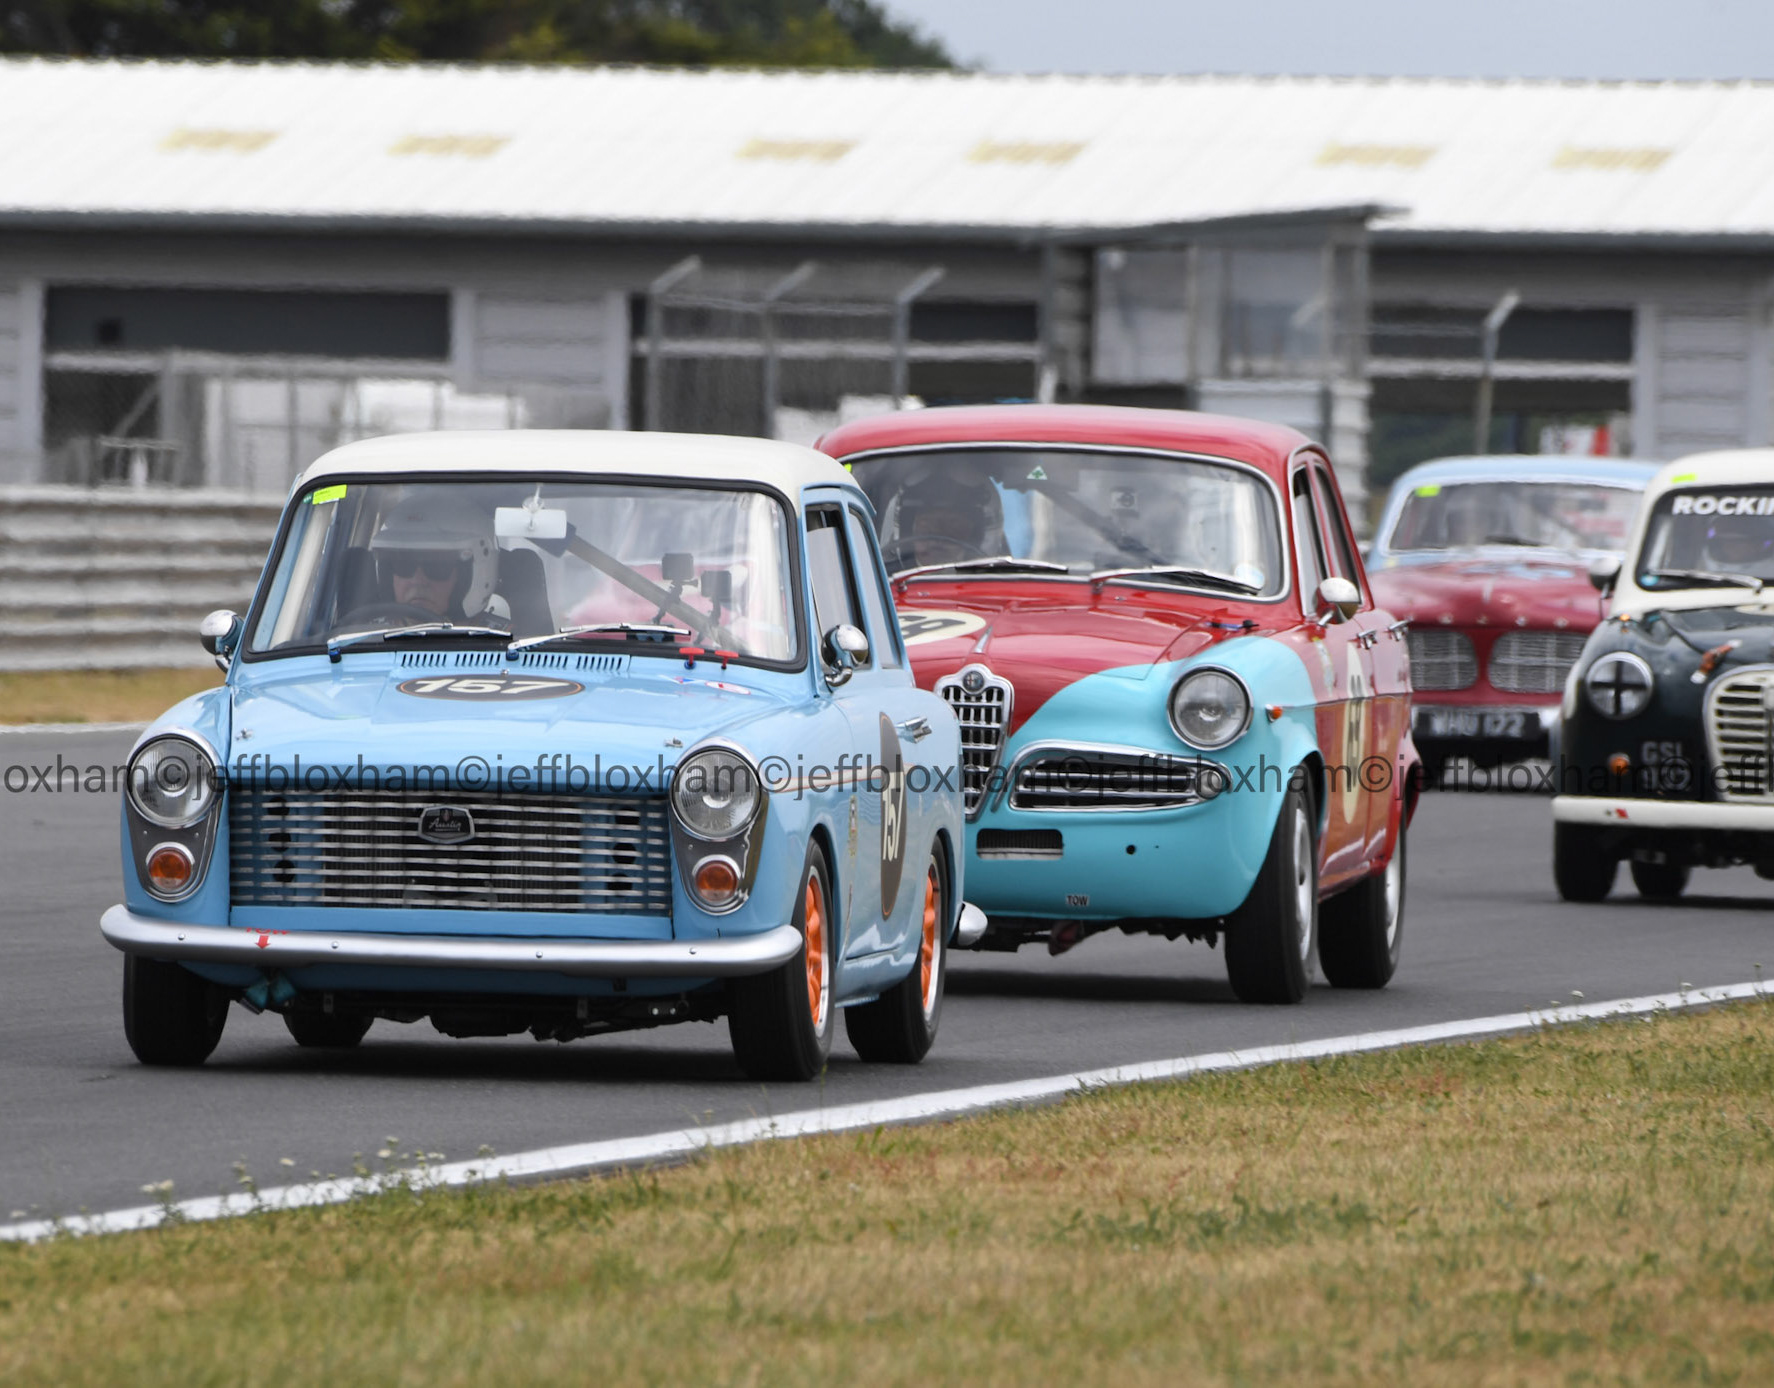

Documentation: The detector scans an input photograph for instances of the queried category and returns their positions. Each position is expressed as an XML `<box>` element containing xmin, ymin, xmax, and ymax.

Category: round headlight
<box><xmin>1584</xmin><ymin>652</ymin><xmax>1654</xmax><ymax>720</ymax></box>
<box><xmin>671</xmin><ymin>746</ymin><xmax>761</xmax><ymax>839</ymax></box>
<box><xmin>1169</xmin><ymin>668</ymin><xmax>1252</xmax><ymax>750</ymax></box>
<box><xmin>127</xmin><ymin>736</ymin><xmax>218</xmax><ymax>828</ymax></box>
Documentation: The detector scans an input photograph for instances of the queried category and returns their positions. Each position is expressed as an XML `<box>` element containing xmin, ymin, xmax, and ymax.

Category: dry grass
<box><xmin>0</xmin><ymin>668</ymin><xmax>221</xmax><ymax>725</ymax></box>
<box><xmin>4</xmin><ymin>1001</ymin><xmax>1774</xmax><ymax>1386</ymax></box>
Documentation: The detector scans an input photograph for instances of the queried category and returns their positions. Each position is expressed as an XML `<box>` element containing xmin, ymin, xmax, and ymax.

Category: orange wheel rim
<box><xmin>919</xmin><ymin>863</ymin><xmax>940</xmax><ymax>1015</ymax></box>
<box><xmin>803</xmin><ymin>876</ymin><xmax>826</xmax><ymax>1026</ymax></box>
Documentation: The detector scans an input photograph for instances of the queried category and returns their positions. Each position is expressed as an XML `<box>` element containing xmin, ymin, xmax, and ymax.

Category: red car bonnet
<box><xmin>1367</xmin><ymin>555</ymin><xmax>1605</xmax><ymax>630</ymax></box>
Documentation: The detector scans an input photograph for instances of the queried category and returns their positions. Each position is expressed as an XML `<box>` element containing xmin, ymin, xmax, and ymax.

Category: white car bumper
<box><xmin>100</xmin><ymin>905</ymin><xmax>803</xmax><ymax>977</ymax></box>
<box><xmin>1551</xmin><ymin>796</ymin><xmax>1774</xmax><ymax>832</ymax></box>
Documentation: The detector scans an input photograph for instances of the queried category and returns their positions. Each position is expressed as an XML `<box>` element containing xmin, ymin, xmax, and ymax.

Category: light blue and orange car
<box><xmin>101</xmin><ymin>431</ymin><xmax>973</xmax><ymax>1081</ymax></box>
<box><xmin>820</xmin><ymin>405</ymin><xmax>1420</xmax><ymax>1004</ymax></box>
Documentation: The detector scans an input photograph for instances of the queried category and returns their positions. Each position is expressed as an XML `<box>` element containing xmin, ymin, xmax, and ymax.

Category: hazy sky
<box><xmin>885</xmin><ymin>0</ymin><xmax>1774</xmax><ymax>79</ymax></box>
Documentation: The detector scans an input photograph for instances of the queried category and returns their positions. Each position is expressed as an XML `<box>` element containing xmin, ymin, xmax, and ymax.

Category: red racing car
<box><xmin>1366</xmin><ymin>455</ymin><xmax>1658</xmax><ymax>781</ymax></box>
<box><xmin>820</xmin><ymin>404</ymin><xmax>1419</xmax><ymax>1005</ymax></box>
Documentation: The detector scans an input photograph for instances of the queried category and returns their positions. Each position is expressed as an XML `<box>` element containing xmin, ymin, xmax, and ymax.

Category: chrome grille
<box><xmin>1406</xmin><ymin>629</ymin><xmax>1478</xmax><ymax>691</ymax></box>
<box><xmin>230</xmin><ymin>788</ymin><xmax>673</xmax><ymax>913</ymax></box>
<box><xmin>935</xmin><ymin>664</ymin><xmax>1013</xmax><ymax>817</ymax></box>
<box><xmin>1707</xmin><ymin>670</ymin><xmax>1774</xmax><ymax>802</ymax></box>
<box><xmin>1489</xmin><ymin>630</ymin><xmax>1588</xmax><ymax>694</ymax></box>
<box><xmin>1009</xmin><ymin>748</ymin><xmax>1216</xmax><ymax>812</ymax></box>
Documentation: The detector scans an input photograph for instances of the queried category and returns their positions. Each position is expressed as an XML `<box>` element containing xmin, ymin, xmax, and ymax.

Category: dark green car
<box><xmin>1553</xmin><ymin>453</ymin><xmax>1774</xmax><ymax>901</ymax></box>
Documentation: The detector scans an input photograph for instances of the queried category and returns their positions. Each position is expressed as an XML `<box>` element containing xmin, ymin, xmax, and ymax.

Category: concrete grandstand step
<box><xmin>0</xmin><ymin>485</ymin><xmax>283</xmax><ymax>672</ymax></box>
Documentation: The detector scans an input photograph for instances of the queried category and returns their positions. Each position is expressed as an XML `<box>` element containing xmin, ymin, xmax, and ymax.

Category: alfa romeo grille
<box><xmin>1707</xmin><ymin>670</ymin><xmax>1774</xmax><ymax>801</ymax></box>
<box><xmin>935</xmin><ymin>664</ymin><xmax>1013</xmax><ymax>817</ymax></box>
<box><xmin>230</xmin><ymin>789</ymin><xmax>673</xmax><ymax>913</ymax></box>
<box><xmin>1488</xmin><ymin>630</ymin><xmax>1588</xmax><ymax>694</ymax></box>
<box><xmin>1406</xmin><ymin>629</ymin><xmax>1478</xmax><ymax>691</ymax></box>
<box><xmin>1009</xmin><ymin>748</ymin><xmax>1216</xmax><ymax>812</ymax></box>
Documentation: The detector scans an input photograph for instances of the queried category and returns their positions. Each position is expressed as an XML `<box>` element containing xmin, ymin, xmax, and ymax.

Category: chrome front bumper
<box><xmin>100</xmin><ymin>906</ymin><xmax>802</xmax><ymax>978</ymax></box>
<box><xmin>1551</xmin><ymin>796</ymin><xmax>1774</xmax><ymax>831</ymax></box>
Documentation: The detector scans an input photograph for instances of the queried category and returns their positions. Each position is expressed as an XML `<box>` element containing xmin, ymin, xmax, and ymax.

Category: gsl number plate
<box><xmin>396</xmin><ymin>674</ymin><xmax>584</xmax><ymax>701</ymax></box>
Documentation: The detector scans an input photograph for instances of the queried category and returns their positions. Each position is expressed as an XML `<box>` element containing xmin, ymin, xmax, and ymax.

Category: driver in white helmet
<box><xmin>368</xmin><ymin>490</ymin><xmax>510</xmax><ymax>626</ymax></box>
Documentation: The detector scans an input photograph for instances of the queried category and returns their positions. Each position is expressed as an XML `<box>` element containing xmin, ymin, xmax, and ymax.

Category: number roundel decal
<box><xmin>396</xmin><ymin>674</ymin><xmax>585</xmax><ymax>701</ymax></box>
<box><xmin>878</xmin><ymin>713</ymin><xmax>907</xmax><ymax>918</ymax></box>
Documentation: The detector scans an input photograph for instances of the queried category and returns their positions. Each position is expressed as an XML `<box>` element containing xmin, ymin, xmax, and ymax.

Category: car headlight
<box><xmin>1583</xmin><ymin>652</ymin><xmax>1654</xmax><ymax>720</ymax></box>
<box><xmin>670</xmin><ymin>746</ymin><xmax>762</xmax><ymax>839</ymax></box>
<box><xmin>1169</xmin><ymin>668</ymin><xmax>1252</xmax><ymax>750</ymax></box>
<box><xmin>127</xmin><ymin>736</ymin><xmax>219</xmax><ymax>828</ymax></box>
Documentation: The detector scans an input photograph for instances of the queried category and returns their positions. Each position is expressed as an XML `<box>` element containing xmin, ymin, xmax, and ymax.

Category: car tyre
<box><xmin>846</xmin><ymin>844</ymin><xmax>946</xmax><ymax>1064</ymax></box>
<box><xmin>284</xmin><ymin>1010</ymin><xmax>374</xmax><ymax>1049</ymax></box>
<box><xmin>729</xmin><ymin>842</ymin><xmax>835</xmax><ymax>1082</ymax></box>
<box><xmin>1320</xmin><ymin>817</ymin><xmax>1405</xmax><ymax>989</ymax></box>
<box><xmin>123</xmin><ymin>954</ymin><xmax>228</xmax><ymax>1067</ymax></box>
<box><xmin>1553</xmin><ymin>823</ymin><xmax>1616</xmax><ymax>902</ymax></box>
<box><xmin>1224</xmin><ymin>784</ymin><xmax>1317</xmax><ymax>1004</ymax></box>
<box><xmin>1629</xmin><ymin>858</ymin><xmax>1690</xmax><ymax>901</ymax></box>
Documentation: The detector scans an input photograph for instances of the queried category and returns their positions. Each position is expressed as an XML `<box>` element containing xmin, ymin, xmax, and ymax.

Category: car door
<box><xmin>844</xmin><ymin>502</ymin><xmax>935</xmax><ymax>940</ymax></box>
<box><xmin>805</xmin><ymin>498</ymin><xmax>906</xmax><ymax>961</ymax></box>
<box><xmin>1310</xmin><ymin>460</ymin><xmax>1398</xmax><ymax>861</ymax></box>
<box><xmin>1292</xmin><ymin>463</ymin><xmax>1372</xmax><ymax>889</ymax></box>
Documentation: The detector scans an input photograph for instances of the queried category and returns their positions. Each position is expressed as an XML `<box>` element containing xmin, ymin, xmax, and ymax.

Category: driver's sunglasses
<box><xmin>386</xmin><ymin>552</ymin><xmax>461</xmax><ymax>582</ymax></box>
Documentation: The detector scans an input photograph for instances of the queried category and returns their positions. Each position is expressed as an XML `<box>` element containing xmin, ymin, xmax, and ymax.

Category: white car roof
<box><xmin>294</xmin><ymin>430</ymin><xmax>860</xmax><ymax>501</ymax></box>
<box><xmin>1612</xmin><ymin>447</ymin><xmax>1774</xmax><ymax>617</ymax></box>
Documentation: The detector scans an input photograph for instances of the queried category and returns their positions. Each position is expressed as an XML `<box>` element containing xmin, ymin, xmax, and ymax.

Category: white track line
<box><xmin>2</xmin><ymin>978</ymin><xmax>1765</xmax><ymax>1245</ymax></box>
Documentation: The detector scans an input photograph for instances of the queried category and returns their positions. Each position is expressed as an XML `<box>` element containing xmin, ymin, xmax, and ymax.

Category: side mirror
<box><xmin>1588</xmin><ymin>555</ymin><xmax>1622</xmax><ymax>594</ymax></box>
<box><xmin>822</xmin><ymin>623</ymin><xmax>869</xmax><ymax>687</ymax></box>
<box><xmin>1314</xmin><ymin>576</ymin><xmax>1361</xmax><ymax>624</ymax></box>
<box><xmin>199</xmin><ymin>609</ymin><xmax>243</xmax><ymax>670</ymax></box>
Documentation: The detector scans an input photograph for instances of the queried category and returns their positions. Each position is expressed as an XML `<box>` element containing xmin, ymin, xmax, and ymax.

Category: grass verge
<box><xmin>4</xmin><ymin>1001</ymin><xmax>1774</xmax><ymax>1385</ymax></box>
<box><xmin>0</xmin><ymin>668</ymin><xmax>220</xmax><ymax>725</ymax></box>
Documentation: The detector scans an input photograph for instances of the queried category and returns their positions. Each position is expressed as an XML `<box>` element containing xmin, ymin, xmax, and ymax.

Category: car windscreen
<box><xmin>246</xmin><ymin>477</ymin><xmax>801</xmax><ymax>664</ymax></box>
<box><xmin>845</xmin><ymin>446</ymin><xmax>1286</xmax><ymax>597</ymax></box>
<box><xmin>1385</xmin><ymin>480</ymin><xmax>1641</xmax><ymax>554</ymax></box>
<box><xmin>1635</xmin><ymin>485</ymin><xmax>1774</xmax><ymax>590</ymax></box>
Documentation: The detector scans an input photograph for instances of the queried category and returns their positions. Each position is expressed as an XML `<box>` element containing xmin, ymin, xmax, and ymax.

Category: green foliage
<box><xmin>0</xmin><ymin>0</ymin><xmax>954</xmax><ymax>67</ymax></box>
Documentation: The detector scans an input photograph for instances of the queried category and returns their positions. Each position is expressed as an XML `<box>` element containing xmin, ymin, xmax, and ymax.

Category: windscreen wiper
<box><xmin>325</xmin><ymin>623</ymin><xmax>510</xmax><ymax>663</ymax></box>
<box><xmin>891</xmin><ymin>556</ymin><xmax>1073</xmax><ymax>581</ymax></box>
<box><xmin>1643</xmin><ymin>568</ymin><xmax>1766</xmax><ymax>591</ymax></box>
<box><xmin>1089</xmin><ymin>565</ymin><xmax>1261</xmax><ymax>595</ymax></box>
<box><xmin>508</xmin><ymin>622</ymin><xmax>693</xmax><ymax>652</ymax></box>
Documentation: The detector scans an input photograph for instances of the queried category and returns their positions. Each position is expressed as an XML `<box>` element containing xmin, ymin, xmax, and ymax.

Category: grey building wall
<box><xmin>0</xmin><ymin>229</ymin><xmax>1046</xmax><ymax>489</ymax></box>
<box><xmin>1370</xmin><ymin>245</ymin><xmax>1774</xmax><ymax>461</ymax></box>
<box><xmin>0</xmin><ymin>278</ymin><xmax>42</xmax><ymax>484</ymax></box>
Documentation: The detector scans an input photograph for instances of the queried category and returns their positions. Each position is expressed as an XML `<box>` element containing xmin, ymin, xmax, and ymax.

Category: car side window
<box><xmin>805</xmin><ymin>505</ymin><xmax>871</xmax><ymax>668</ymax></box>
<box><xmin>1291</xmin><ymin>469</ymin><xmax>1327</xmax><ymax>604</ymax></box>
<box><xmin>846</xmin><ymin>506</ymin><xmax>905</xmax><ymax>669</ymax></box>
<box><xmin>1311</xmin><ymin>463</ymin><xmax>1367</xmax><ymax>602</ymax></box>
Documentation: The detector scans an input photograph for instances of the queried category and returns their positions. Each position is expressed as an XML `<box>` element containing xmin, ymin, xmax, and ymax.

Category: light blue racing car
<box><xmin>103</xmin><ymin>431</ymin><xmax>974</xmax><ymax>1081</ymax></box>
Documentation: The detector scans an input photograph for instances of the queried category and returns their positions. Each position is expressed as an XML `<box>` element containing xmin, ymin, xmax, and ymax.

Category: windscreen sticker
<box><xmin>310</xmin><ymin>484</ymin><xmax>347</xmax><ymax>505</ymax></box>
<box><xmin>1670</xmin><ymin>492</ymin><xmax>1774</xmax><ymax>516</ymax></box>
<box><xmin>1413</xmin><ymin>483</ymin><xmax>1441</xmax><ymax>497</ymax></box>
<box><xmin>898</xmin><ymin>609</ymin><xmax>988</xmax><ymax>646</ymax></box>
<box><xmin>1025</xmin><ymin>465</ymin><xmax>1048</xmax><ymax>481</ymax></box>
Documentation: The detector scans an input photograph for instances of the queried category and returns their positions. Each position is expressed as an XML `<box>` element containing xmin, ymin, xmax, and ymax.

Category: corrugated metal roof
<box><xmin>6</xmin><ymin>60</ymin><xmax>1774</xmax><ymax>239</ymax></box>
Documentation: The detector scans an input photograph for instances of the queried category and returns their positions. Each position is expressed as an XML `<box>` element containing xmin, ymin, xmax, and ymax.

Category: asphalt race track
<box><xmin>5</xmin><ymin>727</ymin><xmax>1773</xmax><ymax>1223</ymax></box>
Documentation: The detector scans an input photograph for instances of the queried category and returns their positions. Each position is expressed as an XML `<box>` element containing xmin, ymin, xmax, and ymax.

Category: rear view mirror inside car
<box><xmin>494</xmin><ymin>505</ymin><xmax>569</xmax><ymax>540</ymax></box>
